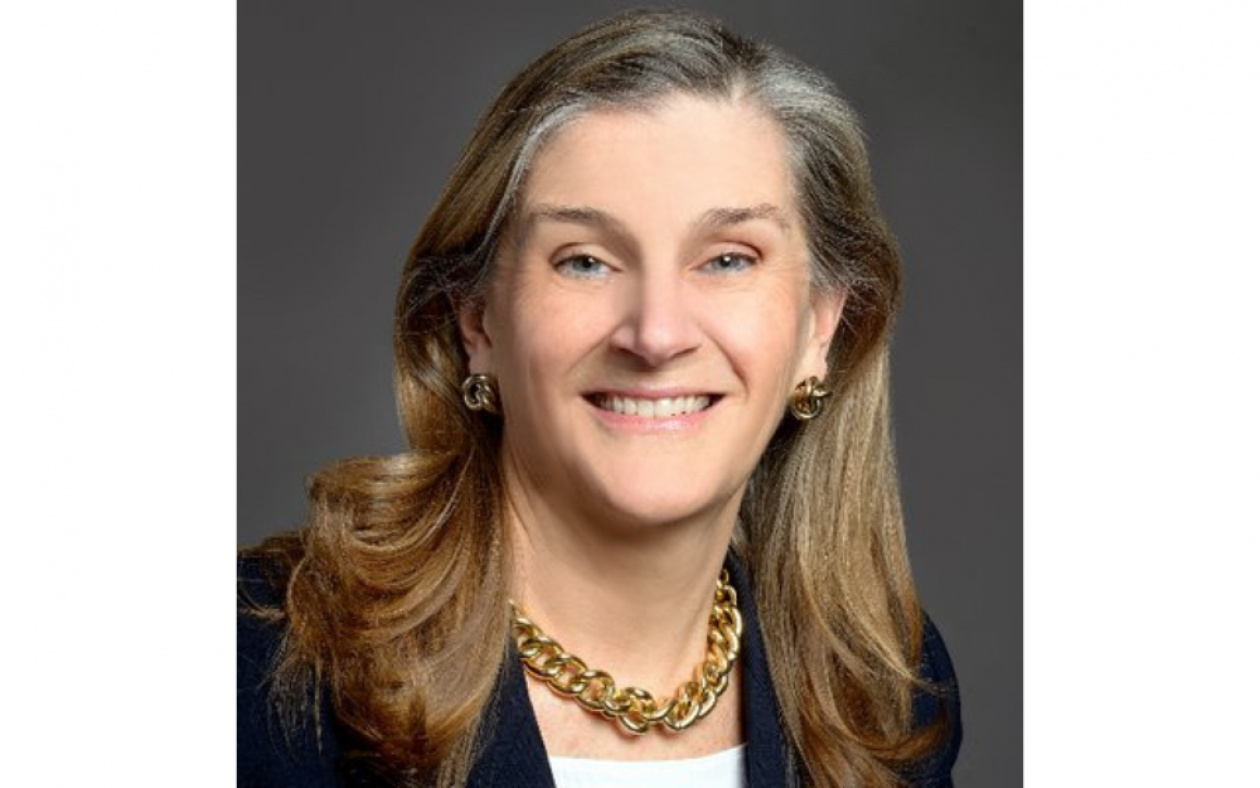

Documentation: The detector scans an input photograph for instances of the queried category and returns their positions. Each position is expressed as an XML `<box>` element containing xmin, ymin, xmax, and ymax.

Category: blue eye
<box><xmin>556</xmin><ymin>254</ymin><xmax>611</xmax><ymax>279</ymax></box>
<box><xmin>702</xmin><ymin>252</ymin><xmax>755</xmax><ymax>274</ymax></box>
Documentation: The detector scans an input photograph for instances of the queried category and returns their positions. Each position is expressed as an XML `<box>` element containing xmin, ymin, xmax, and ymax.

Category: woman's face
<box><xmin>461</xmin><ymin>93</ymin><xmax>844</xmax><ymax>531</ymax></box>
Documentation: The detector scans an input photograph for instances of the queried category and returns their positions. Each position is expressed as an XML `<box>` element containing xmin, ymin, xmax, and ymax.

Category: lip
<box><xmin>586</xmin><ymin>386</ymin><xmax>716</xmax><ymax>398</ymax></box>
<box><xmin>582</xmin><ymin>388</ymin><xmax>722</xmax><ymax>433</ymax></box>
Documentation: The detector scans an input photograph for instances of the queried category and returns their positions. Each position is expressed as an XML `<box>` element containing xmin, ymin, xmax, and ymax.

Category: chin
<box><xmin>584</xmin><ymin>480</ymin><xmax>742</xmax><ymax>532</ymax></box>
<box><xmin>568</xmin><ymin>447</ymin><xmax>750</xmax><ymax>528</ymax></box>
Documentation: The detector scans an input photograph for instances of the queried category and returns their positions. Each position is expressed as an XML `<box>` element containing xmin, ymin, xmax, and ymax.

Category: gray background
<box><xmin>239</xmin><ymin>1</ymin><xmax>1020</xmax><ymax>784</ymax></box>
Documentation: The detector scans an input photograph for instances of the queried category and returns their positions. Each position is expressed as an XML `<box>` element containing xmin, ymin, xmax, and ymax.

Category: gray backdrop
<box><xmin>239</xmin><ymin>1</ymin><xmax>1020</xmax><ymax>785</ymax></box>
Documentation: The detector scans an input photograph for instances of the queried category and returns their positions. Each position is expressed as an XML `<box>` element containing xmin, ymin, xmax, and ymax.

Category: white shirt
<box><xmin>549</xmin><ymin>744</ymin><xmax>746</xmax><ymax>788</ymax></box>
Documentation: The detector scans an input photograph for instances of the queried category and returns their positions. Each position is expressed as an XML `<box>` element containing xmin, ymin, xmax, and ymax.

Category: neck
<box><xmin>502</xmin><ymin>460</ymin><xmax>739</xmax><ymax>695</ymax></box>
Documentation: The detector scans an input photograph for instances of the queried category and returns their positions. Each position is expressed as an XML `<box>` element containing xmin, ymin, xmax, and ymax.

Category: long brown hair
<box><xmin>245</xmin><ymin>9</ymin><xmax>944</xmax><ymax>786</ymax></box>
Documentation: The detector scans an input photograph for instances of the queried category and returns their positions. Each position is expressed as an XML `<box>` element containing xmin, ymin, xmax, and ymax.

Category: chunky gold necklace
<box><xmin>509</xmin><ymin>571</ymin><xmax>743</xmax><ymax>735</ymax></box>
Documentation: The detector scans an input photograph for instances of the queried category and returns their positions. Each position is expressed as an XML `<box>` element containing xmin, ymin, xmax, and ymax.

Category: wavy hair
<box><xmin>245</xmin><ymin>8</ymin><xmax>944</xmax><ymax>786</ymax></box>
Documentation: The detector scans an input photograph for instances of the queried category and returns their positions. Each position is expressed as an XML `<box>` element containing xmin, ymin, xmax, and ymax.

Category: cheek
<box><xmin>489</xmin><ymin>294</ymin><xmax>597</xmax><ymax>399</ymax></box>
<box><xmin>706</xmin><ymin>291</ymin><xmax>810</xmax><ymax>392</ymax></box>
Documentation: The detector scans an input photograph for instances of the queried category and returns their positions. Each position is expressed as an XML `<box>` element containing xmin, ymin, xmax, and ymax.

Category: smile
<box><xmin>589</xmin><ymin>393</ymin><xmax>718</xmax><ymax>418</ymax></box>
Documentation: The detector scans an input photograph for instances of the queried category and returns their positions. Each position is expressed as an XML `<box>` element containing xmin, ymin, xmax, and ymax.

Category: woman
<box><xmin>239</xmin><ymin>8</ymin><xmax>961</xmax><ymax>787</ymax></box>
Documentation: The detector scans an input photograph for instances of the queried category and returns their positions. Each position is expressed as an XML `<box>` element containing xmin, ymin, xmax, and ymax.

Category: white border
<box><xmin>1027</xmin><ymin>2</ymin><xmax>1259</xmax><ymax>785</ymax></box>
<box><xmin>0</xmin><ymin>2</ymin><xmax>235</xmax><ymax>783</ymax></box>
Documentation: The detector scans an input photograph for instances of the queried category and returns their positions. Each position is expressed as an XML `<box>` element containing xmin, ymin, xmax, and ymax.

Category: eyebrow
<box><xmin>515</xmin><ymin>202</ymin><xmax>791</xmax><ymax>246</ymax></box>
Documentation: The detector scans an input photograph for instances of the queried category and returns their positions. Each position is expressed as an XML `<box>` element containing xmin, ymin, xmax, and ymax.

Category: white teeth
<box><xmin>598</xmin><ymin>394</ymin><xmax>712</xmax><ymax>418</ymax></box>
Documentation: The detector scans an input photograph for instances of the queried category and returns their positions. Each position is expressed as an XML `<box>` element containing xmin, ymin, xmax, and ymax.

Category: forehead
<box><xmin>519</xmin><ymin>94</ymin><xmax>797</xmax><ymax>229</ymax></box>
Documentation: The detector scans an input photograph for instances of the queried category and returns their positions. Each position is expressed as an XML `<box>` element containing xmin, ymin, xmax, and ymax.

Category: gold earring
<box><xmin>461</xmin><ymin>373</ymin><xmax>500</xmax><ymax>414</ymax></box>
<box><xmin>789</xmin><ymin>376</ymin><xmax>831</xmax><ymax>421</ymax></box>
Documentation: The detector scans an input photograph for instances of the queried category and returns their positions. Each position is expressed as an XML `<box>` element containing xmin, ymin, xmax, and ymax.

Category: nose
<box><xmin>610</xmin><ymin>267</ymin><xmax>702</xmax><ymax>366</ymax></box>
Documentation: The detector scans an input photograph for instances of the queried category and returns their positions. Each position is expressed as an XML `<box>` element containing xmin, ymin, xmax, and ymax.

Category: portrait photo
<box><xmin>239</xmin><ymin>2</ymin><xmax>1020</xmax><ymax>785</ymax></box>
<box><xmin>12</xmin><ymin>2</ymin><xmax>1258</xmax><ymax>787</ymax></box>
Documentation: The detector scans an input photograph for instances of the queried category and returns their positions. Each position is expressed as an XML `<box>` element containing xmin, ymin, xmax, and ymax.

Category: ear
<box><xmin>457</xmin><ymin>299</ymin><xmax>495</xmax><ymax>374</ymax></box>
<box><xmin>798</xmin><ymin>287</ymin><xmax>847</xmax><ymax>383</ymax></box>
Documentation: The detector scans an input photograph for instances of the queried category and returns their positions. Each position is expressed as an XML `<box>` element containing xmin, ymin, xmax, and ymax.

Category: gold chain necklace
<box><xmin>509</xmin><ymin>570</ymin><xmax>743</xmax><ymax>736</ymax></box>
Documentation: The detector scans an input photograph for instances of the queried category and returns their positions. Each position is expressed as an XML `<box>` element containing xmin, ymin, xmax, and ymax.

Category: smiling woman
<box><xmin>239</xmin><ymin>8</ymin><xmax>960</xmax><ymax>787</ymax></box>
<box><xmin>463</xmin><ymin>96</ymin><xmax>841</xmax><ymax>535</ymax></box>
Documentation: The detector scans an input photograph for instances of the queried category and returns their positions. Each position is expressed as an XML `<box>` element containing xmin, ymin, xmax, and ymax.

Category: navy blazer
<box><xmin>238</xmin><ymin>554</ymin><xmax>961</xmax><ymax>786</ymax></box>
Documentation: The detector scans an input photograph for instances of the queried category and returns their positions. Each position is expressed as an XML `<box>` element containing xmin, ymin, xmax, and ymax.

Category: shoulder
<box><xmin>237</xmin><ymin>551</ymin><xmax>292</xmax><ymax>699</ymax></box>
<box><xmin>905</xmin><ymin>612</ymin><xmax>963</xmax><ymax>787</ymax></box>
<box><xmin>237</xmin><ymin>548</ymin><xmax>343</xmax><ymax>787</ymax></box>
<box><xmin>237</xmin><ymin>552</ymin><xmax>289</xmax><ymax>704</ymax></box>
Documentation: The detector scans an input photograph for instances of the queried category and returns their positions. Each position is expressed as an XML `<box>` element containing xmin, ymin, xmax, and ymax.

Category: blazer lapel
<box><xmin>727</xmin><ymin>553</ymin><xmax>797</xmax><ymax>787</ymax></box>
<box><xmin>466</xmin><ymin>645</ymin><xmax>556</xmax><ymax>787</ymax></box>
